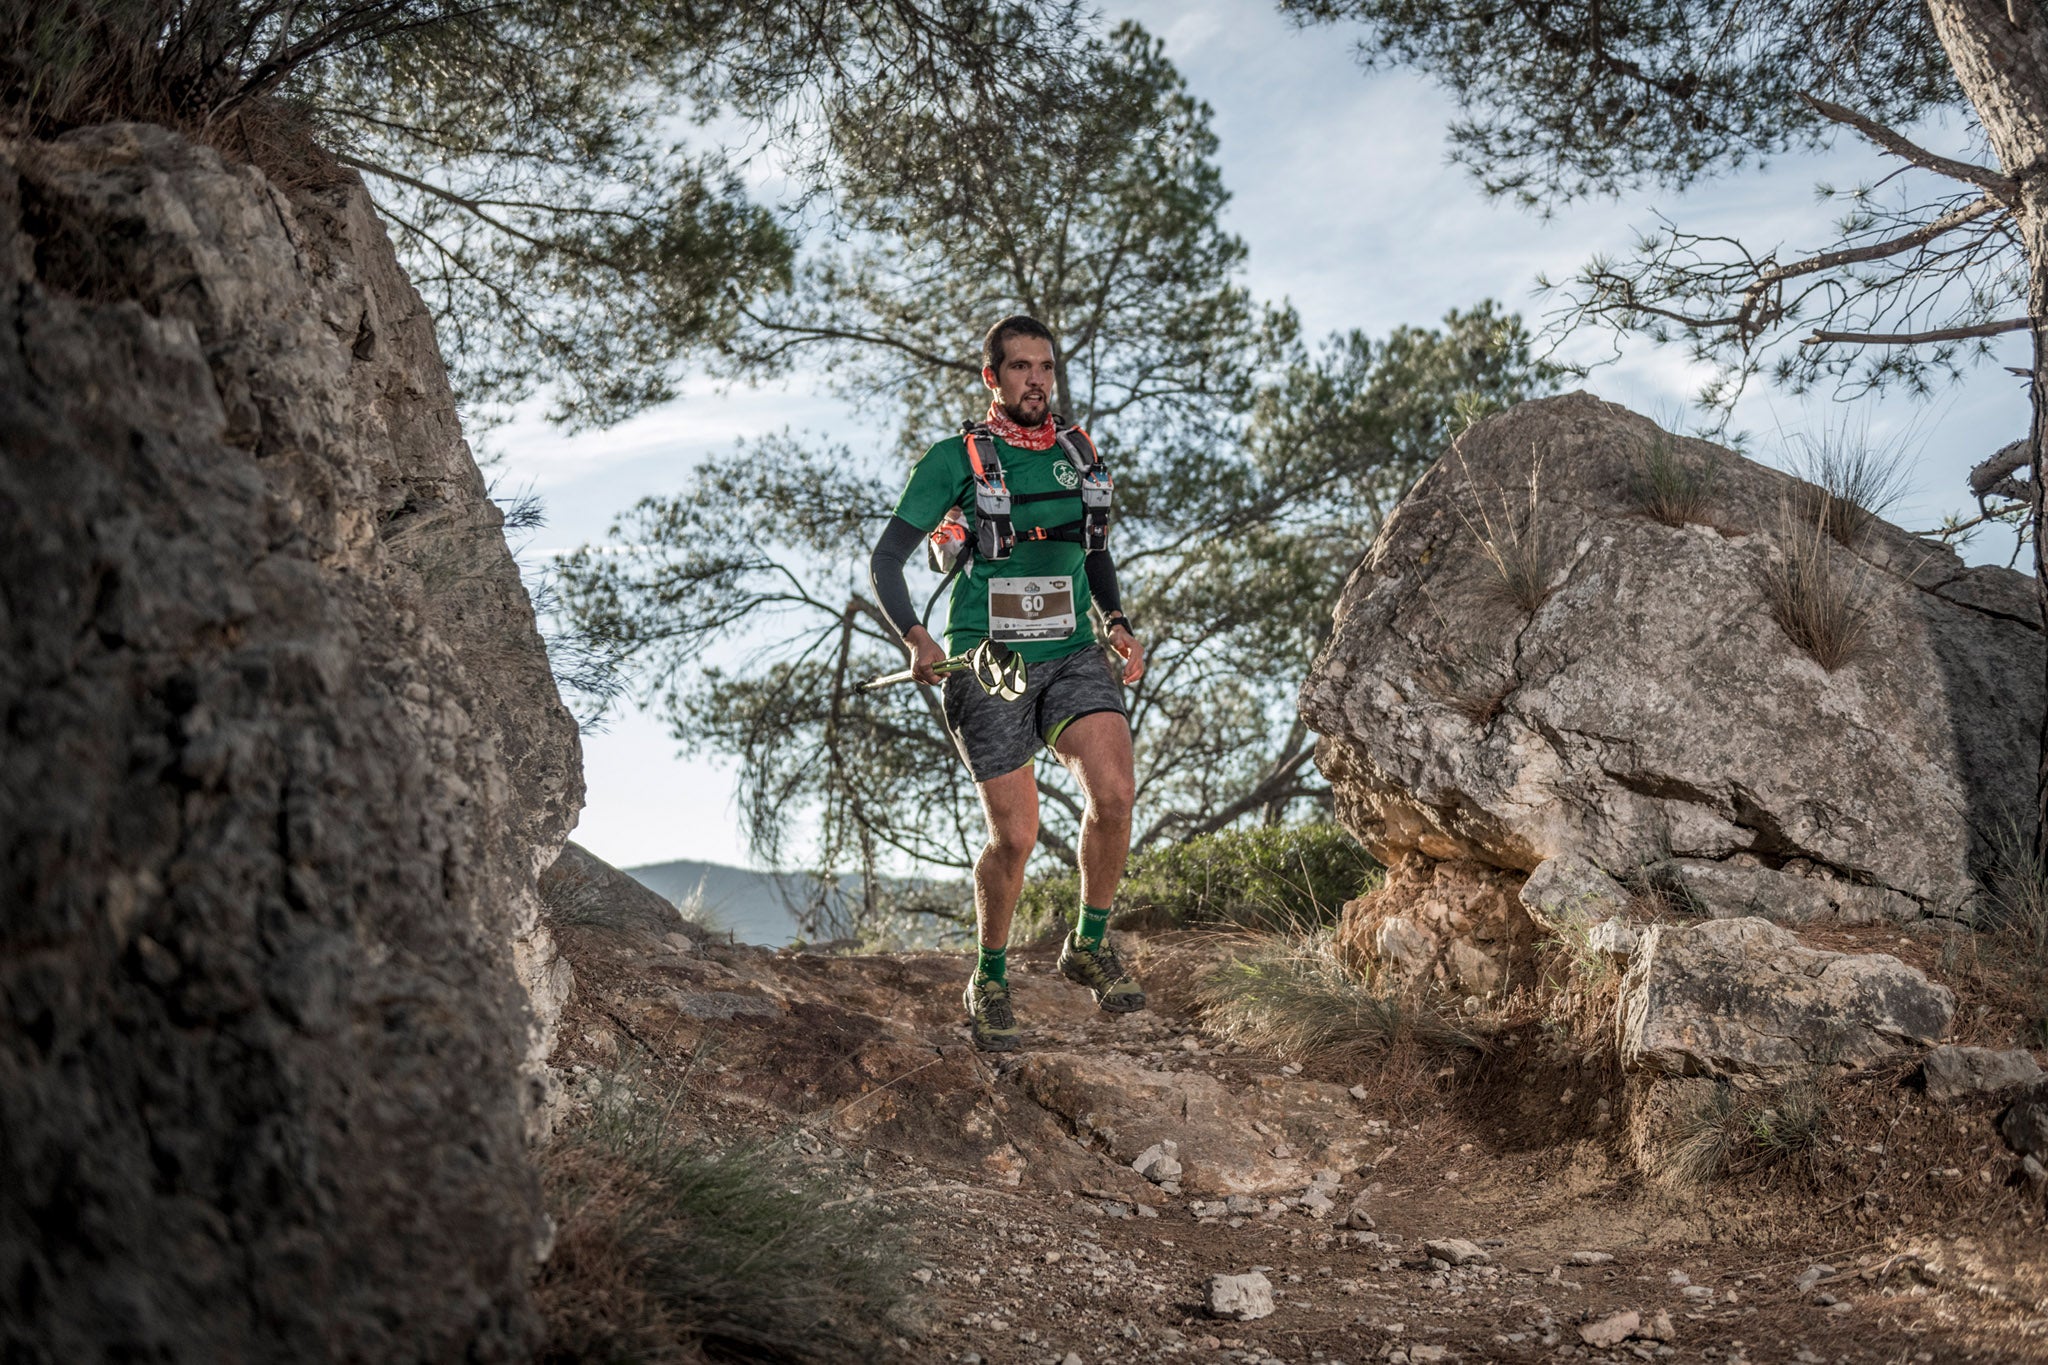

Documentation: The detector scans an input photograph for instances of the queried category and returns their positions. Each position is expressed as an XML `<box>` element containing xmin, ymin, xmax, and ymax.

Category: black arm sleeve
<box><xmin>869</xmin><ymin>515</ymin><xmax>927</xmax><ymax>641</ymax></box>
<box><xmin>1085</xmin><ymin>548</ymin><xmax>1123</xmax><ymax>620</ymax></box>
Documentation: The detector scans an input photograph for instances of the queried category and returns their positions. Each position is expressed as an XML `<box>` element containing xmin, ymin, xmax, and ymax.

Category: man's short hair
<box><xmin>983</xmin><ymin>315</ymin><xmax>1056</xmax><ymax>372</ymax></box>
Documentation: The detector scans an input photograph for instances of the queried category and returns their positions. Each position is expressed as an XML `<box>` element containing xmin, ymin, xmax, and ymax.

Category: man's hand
<box><xmin>905</xmin><ymin>626</ymin><xmax>948</xmax><ymax>685</ymax></box>
<box><xmin>1107</xmin><ymin>622</ymin><xmax>1145</xmax><ymax>685</ymax></box>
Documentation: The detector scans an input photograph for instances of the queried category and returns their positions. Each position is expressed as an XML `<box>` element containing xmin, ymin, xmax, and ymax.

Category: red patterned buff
<box><xmin>984</xmin><ymin>398</ymin><xmax>1058</xmax><ymax>450</ymax></box>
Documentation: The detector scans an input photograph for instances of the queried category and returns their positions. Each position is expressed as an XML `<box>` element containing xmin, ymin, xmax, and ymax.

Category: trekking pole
<box><xmin>855</xmin><ymin>639</ymin><xmax>1027</xmax><ymax>701</ymax></box>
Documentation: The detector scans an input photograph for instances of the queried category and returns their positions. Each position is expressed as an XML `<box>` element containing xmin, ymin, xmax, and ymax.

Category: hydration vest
<box><xmin>925</xmin><ymin>420</ymin><xmax>1112</xmax><ymax>575</ymax></box>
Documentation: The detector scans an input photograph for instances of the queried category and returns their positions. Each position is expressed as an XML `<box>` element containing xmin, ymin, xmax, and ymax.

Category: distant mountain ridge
<box><xmin>621</xmin><ymin>858</ymin><xmax>810</xmax><ymax>946</ymax></box>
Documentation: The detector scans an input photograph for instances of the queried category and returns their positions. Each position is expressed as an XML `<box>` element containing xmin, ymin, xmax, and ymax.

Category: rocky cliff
<box><xmin>0</xmin><ymin>124</ymin><xmax>581</xmax><ymax>1360</ymax></box>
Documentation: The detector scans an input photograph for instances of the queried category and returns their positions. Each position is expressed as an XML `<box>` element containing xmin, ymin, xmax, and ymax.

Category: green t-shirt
<box><xmin>892</xmin><ymin>433</ymin><xmax>1097</xmax><ymax>662</ymax></box>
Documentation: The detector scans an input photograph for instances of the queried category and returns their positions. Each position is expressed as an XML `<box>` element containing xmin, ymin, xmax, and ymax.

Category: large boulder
<box><xmin>0</xmin><ymin>124</ymin><xmax>580</xmax><ymax>1360</ymax></box>
<box><xmin>1618</xmin><ymin>918</ymin><xmax>1954</xmax><ymax>1081</ymax></box>
<box><xmin>1301</xmin><ymin>393</ymin><xmax>2040</xmax><ymax>925</ymax></box>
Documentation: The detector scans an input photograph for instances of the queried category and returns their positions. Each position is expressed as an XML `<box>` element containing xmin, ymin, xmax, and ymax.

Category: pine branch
<box><xmin>1801</xmin><ymin>316</ymin><xmax>2029</xmax><ymax>346</ymax></box>
<box><xmin>1799</xmin><ymin>93</ymin><xmax>2019</xmax><ymax>203</ymax></box>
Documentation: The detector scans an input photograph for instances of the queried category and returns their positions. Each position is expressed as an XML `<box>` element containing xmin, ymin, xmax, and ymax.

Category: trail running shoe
<box><xmin>963</xmin><ymin>973</ymin><xmax>1022</xmax><ymax>1051</ymax></box>
<box><xmin>1058</xmin><ymin>937</ymin><xmax>1147</xmax><ymax>1014</ymax></box>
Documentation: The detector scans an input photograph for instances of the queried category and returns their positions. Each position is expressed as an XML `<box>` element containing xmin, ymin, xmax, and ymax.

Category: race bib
<box><xmin>988</xmin><ymin>575</ymin><xmax>1075</xmax><ymax>642</ymax></box>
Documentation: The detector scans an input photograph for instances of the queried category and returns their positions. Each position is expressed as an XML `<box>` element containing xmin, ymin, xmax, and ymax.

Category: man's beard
<box><xmin>1001</xmin><ymin>395</ymin><xmax>1050</xmax><ymax>426</ymax></box>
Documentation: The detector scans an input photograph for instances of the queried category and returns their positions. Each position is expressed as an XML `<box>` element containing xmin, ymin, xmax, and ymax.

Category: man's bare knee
<box><xmin>1088</xmin><ymin>774</ymin><xmax>1134</xmax><ymax>826</ymax></box>
<box><xmin>985</xmin><ymin>816</ymin><xmax>1038</xmax><ymax>862</ymax></box>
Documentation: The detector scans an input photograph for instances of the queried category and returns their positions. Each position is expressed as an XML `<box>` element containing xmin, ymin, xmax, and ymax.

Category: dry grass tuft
<box><xmin>1759</xmin><ymin>497</ymin><xmax>1876</xmax><ymax>671</ymax></box>
<box><xmin>1531</xmin><ymin>918</ymin><xmax>1627</xmax><ymax>1044</ymax></box>
<box><xmin>1456</xmin><ymin>451</ymin><xmax>1562</xmax><ymax>614</ymax></box>
<box><xmin>1667</xmin><ymin>1074</ymin><xmax>1833</xmax><ymax>1186</ymax></box>
<box><xmin>536</xmin><ymin>1073</ymin><xmax>910</xmax><ymax>1364</ymax></box>
<box><xmin>1791</xmin><ymin>423</ymin><xmax>1915</xmax><ymax>548</ymax></box>
<box><xmin>1624</xmin><ymin>437</ymin><xmax>1720</xmax><ymax>527</ymax></box>
<box><xmin>1986</xmin><ymin>819</ymin><xmax>2048</xmax><ymax>968</ymax></box>
<box><xmin>1192</xmin><ymin>928</ymin><xmax>1481</xmax><ymax>1070</ymax></box>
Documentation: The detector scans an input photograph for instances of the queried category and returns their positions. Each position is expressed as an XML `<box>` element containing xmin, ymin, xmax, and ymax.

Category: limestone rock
<box><xmin>1302</xmin><ymin>393</ymin><xmax>2040</xmax><ymax>923</ymax></box>
<box><xmin>1579</xmin><ymin>1310</ymin><xmax>1641</xmax><ymax>1348</ymax></box>
<box><xmin>0</xmin><ymin>124</ymin><xmax>579</xmax><ymax>1359</ymax></box>
<box><xmin>2001</xmin><ymin>1080</ymin><xmax>2048</xmax><ymax>1161</ymax></box>
<box><xmin>1422</xmin><ymin>1238</ymin><xmax>1490</xmax><ymax>1266</ymax></box>
<box><xmin>1133</xmin><ymin>1140</ymin><xmax>1184</xmax><ymax>1184</ymax></box>
<box><xmin>542</xmin><ymin>839</ymin><xmax>710</xmax><ymax>940</ymax></box>
<box><xmin>1521</xmin><ymin>853</ymin><xmax>1629</xmax><ymax>932</ymax></box>
<box><xmin>1335</xmin><ymin>854</ymin><xmax>1538</xmax><ymax>998</ymax></box>
<box><xmin>1663</xmin><ymin>857</ymin><xmax>1918</xmax><ymax>925</ymax></box>
<box><xmin>1205</xmin><ymin>1272</ymin><xmax>1275</xmax><ymax>1321</ymax></box>
<box><xmin>1587</xmin><ymin>917</ymin><xmax>1638</xmax><ymax>959</ymax></box>
<box><xmin>1618</xmin><ymin>918</ymin><xmax>1954</xmax><ymax>1080</ymax></box>
<box><xmin>1923</xmin><ymin>1045</ymin><xmax>2041</xmax><ymax>1102</ymax></box>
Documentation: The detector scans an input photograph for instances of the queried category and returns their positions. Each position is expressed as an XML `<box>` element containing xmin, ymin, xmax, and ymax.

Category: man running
<box><xmin>868</xmin><ymin>315</ymin><xmax>1147</xmax><ymax>1051</ymax></box>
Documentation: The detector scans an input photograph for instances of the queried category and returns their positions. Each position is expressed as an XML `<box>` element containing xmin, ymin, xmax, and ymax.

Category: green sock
<box><xmin>1073</xmin><ymin>905</ymin><xmax>1111</xmax><ymax>950</ymax></box>
<box><xmin>975</xmin><ymin>943</ymin><xmax>1008</xmax><ymax>985</ymax></box>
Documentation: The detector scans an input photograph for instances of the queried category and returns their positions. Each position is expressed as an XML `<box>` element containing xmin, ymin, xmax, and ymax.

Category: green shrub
<box><xmin>1014</xmin><ymin>822</ymin><xmax>1381</xmax><ymax>941</ymax></box>
<box><xmin>537</xmin><ymin>1077</ymin><xmax>910</xmax><ymax>1364</ymax></box>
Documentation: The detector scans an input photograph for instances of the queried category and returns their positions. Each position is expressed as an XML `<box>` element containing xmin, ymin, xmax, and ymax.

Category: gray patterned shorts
<box><xmin>941</xmin><ymin>644</ymin><xmax>1128</xmax><ymax>783</ymax></box>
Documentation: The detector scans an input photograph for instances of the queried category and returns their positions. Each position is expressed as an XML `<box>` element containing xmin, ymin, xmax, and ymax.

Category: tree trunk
<box><xmin>1925</xmin><ymin>0</ymin><xmax>2048</xmax><ymax>863</ymax></box>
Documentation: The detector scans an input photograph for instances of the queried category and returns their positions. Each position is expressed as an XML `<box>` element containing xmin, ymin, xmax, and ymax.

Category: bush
<box><xmin>1987</xmin><ymin>818</ymin><xmax>2048</xmax><ymax>967</ymax></box>
<box><xmin>1014</xmin><ymin>823</ymin><xmax>1381</xmax><ymax>941</ymax></box>
<box><xmin>537</xmin><ymin>1077</ymin><xmax>910</xmax><ymax>1364</ymax></box>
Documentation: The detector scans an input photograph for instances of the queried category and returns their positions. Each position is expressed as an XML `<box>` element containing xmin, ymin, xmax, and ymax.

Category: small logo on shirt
<box><xmin>1052</xmin><ymin>460</ymin><xmax>1079</xmax><ymax>489</ymax></box>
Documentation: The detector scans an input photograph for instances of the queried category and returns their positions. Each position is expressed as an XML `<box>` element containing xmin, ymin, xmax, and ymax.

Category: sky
<box><xmin>492</xmin><ymin>2</ymin><xmax>2033</xmax><ymax>874</ymax></box>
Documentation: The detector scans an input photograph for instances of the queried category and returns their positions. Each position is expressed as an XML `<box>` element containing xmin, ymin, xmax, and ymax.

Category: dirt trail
<box><xmin>548</xmin><ymin>917</ymin><xmax>2048</xmax><ymax>1364</ymax></box>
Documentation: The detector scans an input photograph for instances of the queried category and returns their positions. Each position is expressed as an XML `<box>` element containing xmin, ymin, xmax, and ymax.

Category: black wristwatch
<box><xmin>1104</xmin><ymin>612</ymin><xmax>1135</xmax><ymax>636</ymax></box>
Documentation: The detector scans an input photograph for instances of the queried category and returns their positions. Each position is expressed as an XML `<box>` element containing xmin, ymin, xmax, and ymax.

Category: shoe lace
<box><xmin>976</xmin><ymin>976</ymin><xmax>1015</xmax><ymax>1028</ymax></box>
<box><xmin>1090</xmin><ymin>943</ymin><xmax>1126</xmax><ymax>983</ymax></box>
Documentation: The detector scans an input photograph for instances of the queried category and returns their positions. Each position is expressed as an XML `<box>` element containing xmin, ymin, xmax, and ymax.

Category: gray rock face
<box><xmin>2002</xmin><ymin>1081</ymin><xmax>2048</xmax><ymax>1161</ymax></box>
<box><xmin>1521</xmin><ymin>853</ymin><xmax>1630</xmax><ymax>932</ymax></box>
<box><xmin>1618</xmin><ymin>919</ymin><xmax>1954</xmax><ymax>1081</ymax></box>
<box><xmin>1922</xmin><ymin>1045</ymin><xmax>2041</xmax><ymax>1102</ymax></box>
<box><xmin>0</xmin><ymin>124</ymin><xmax>580</xmax><ymax>1360</ymax></box>
<box><xmin>1302</xmin><ymin>393</ymin><xmax>2041</xmax><ymax>922</ymax></box>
